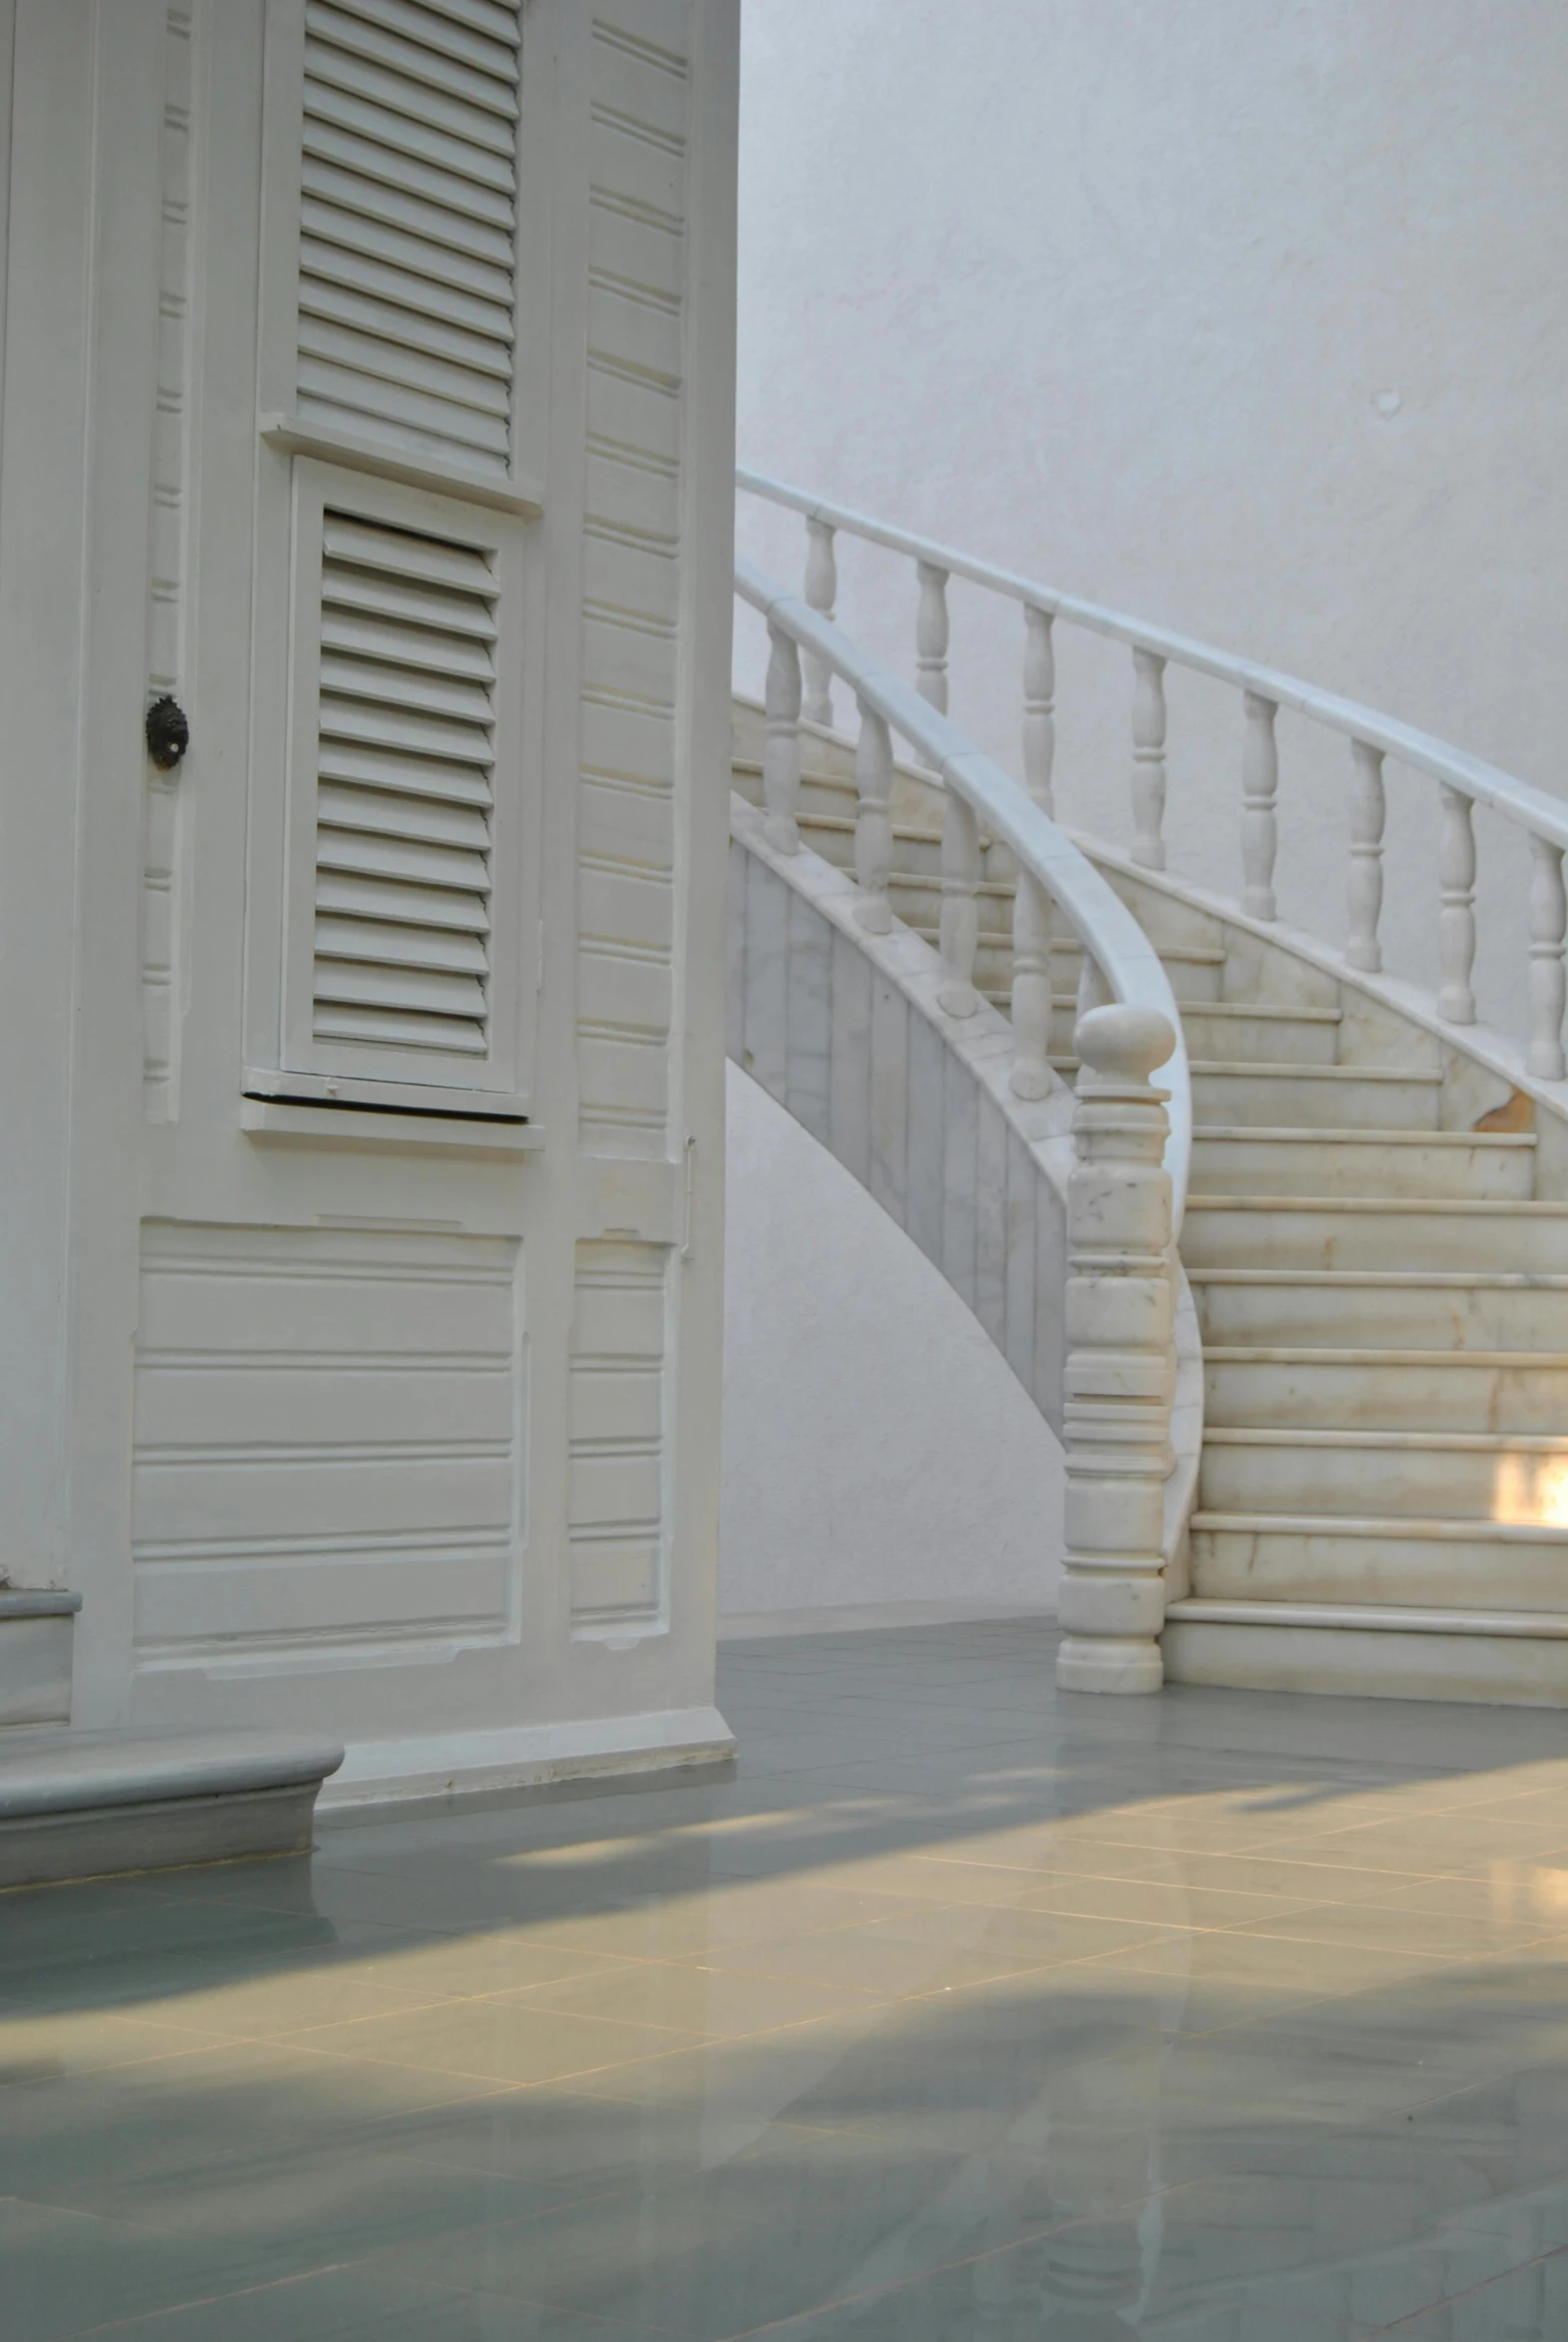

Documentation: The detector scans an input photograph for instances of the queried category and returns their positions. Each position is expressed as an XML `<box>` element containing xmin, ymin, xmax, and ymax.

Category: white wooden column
<box><xmin>1058</xmin><ymin>1004</ymin><xmax>1176</xmax><ymax>1697</ymax></box>
<box><xmin>762</xmin><ymin>621</ymin><xmax>802</xmax><ymax>854</ymax></box>
<box><xmin>801</xmin><ymin>517</ymin><xmax>836</xmax><ymax>728</ymax></box>
<box><xmin>1010</xmin><ymin>606</ymin><xmax>1056</xmax><ymax>1097</ymax></box>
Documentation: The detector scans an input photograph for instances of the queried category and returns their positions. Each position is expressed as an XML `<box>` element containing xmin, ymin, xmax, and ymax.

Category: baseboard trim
<box><xmin>719</xmin><ymin>1600</ymin><xmax>1057</xmax><ymax>1641</ymax></box>
<box><xmin>318</xmin><ymin>1703</ymin><xmax>736</xmax><ymax>1823</ymax></box>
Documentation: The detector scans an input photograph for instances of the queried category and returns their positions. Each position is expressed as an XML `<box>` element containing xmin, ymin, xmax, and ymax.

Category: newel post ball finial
<box><xmin>1058</xmin><ymin>1001</ymin><xmax>1177</xmax><ymax>1697</ymax></box>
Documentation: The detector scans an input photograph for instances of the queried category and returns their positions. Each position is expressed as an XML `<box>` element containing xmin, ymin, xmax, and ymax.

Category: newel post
<box><xmin>1058</xmin><ymin>1004</ymin><xmax>1177</xmax><ymax>1697</ymax></box>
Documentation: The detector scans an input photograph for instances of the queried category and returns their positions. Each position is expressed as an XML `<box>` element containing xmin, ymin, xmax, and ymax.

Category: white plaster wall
<box><xmin>735</xmin><ymin>0</ymin><xmax>1568</xmax><ymax>1030</ymax></box>
<box><xmin>718</xmin><ymin>1065</ymin><xmax>1063</xmax><ymax>1622</ymax></box>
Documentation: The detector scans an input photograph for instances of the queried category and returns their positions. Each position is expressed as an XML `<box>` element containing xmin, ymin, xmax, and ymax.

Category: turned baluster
<box><xmin>1010</xmin><ymin>607</ymin><xmax>1058</xmax><ymax>1097</ymax></box>
<box><xmin>761</xmin><ymin>622</ymin><xmax>802</xmax><ymax>855</ymax></box>
<box><xmin>1130</xmin><ymin>648</ymin><xmax>1167</xmax><ymax>870</ymax></box>
<box><xmin>916</xmin><ymin>560</ymin><xmax>950</xmax><ymax>719</ymax></box>
<box><xmin>1058</xmin><ymin>1004</ymin><xmax>1177</xmax><ymax>1696</ymax></box>
<box><xmin>1023</xmin><ymin>605</ymin><xmax>1056</xmax><ymax>817</ymax></box>
<box><xmin>1240</xmin><ymin>691</ymin><xmax>1278</xmax><ymax>919</ymax></box>
<box><xmin>1346</xmin><ymin>740</ymin><xmax>1385</xmax><ymax>973</ymax></box>
<box><xmin>852</xmin><ymin>697</ymin><xmax>893</xmax><ymax>936</ymax></box>
<box><xmin>1437</xmin><ymin>785</ymin><xmax>1477</xmax><ymax>1024</ymax></box>
<box><xmin>939</xmin><ymin>788</ymin><xmax>981</xmax><ymax>1018</ymax></box>
<box><xmin>1528</xmin><ymin>834</ymin><xmax>1567</xmax><ymax>1081</ymax></box>
<box><xmin>801</xmin><ymin>518</ymin><xmax>837</xmax><ymax>728</ymax></box>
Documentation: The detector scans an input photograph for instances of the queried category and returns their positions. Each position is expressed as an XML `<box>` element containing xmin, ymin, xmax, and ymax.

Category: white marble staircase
<box><xmin>732</xmin><ymin>696</ymin><xmax>1568</xmax><ymax>1706</ymax></box>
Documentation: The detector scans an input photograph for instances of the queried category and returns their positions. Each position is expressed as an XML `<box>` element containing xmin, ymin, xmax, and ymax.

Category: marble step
<box><xmin>1204</xmin><ymin>1345</ymin><xmax>1568</xmax><ymax>1434</ymax></box>
<box><xmin>0</xmin><ymin>1727</ymin><xmax>344</xmax><ymax>1888</ymax></box>
<box><xmin>1189</xmin><ymin>1126</ymin><xmax>1536</xmax><ymax>1199</ymax></box>
<box><xmin>926</xmin><ymin>928</ymin><xmax>1228</xmax><ymax>1003</ymax></box>
<box><xmin>1189</xmin><ymin>1062</ymin><xmax>1441</xmax><ymax>1131</ymax></box>
<box><xmin>1198</xmin><ymin>1426</ymin><xmax>1568</xmax><ymax>1522</ymax></box>
<box><xmin>1181</xmin><ymin>1195</ymin><xmax>1568</xmax><ymax>1275</ymax></box>
<box><xmin>1177</xmin><ymin>1001</ymin><xmax>1341</xmax><ymax>1066</ymax></box>
<box><xmin>1164</xmin><ymin>1601</ymin><xmax>1568</xmax><ymax>1708</ymax></box>
<box><xmin>0</xmin><ymin>1591</ymin><xmax>79</xmax><ymax>1729</ymax></box>
<box><xmin>1190</xmin><ymin>1510</ymin><xmax>1568</xmax><ymax>1615</ymax></box>
<box><xmin>1192</xmin><ymin>1269</ymin><xmax>1568</xmax><ymax>1351</ymax></box>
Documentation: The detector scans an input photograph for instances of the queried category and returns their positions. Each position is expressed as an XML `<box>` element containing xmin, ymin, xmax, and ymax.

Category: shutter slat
<box><xmin>305</xmin><ymin>82</ymin><xmax>515</xmax><ymax>199</ymax></box>
<box><xmin>302</xmin><ymin>120</ymin><xmax>513</xmax><ymax>236</ymax></box>
<box><xmin>324</xmin><ymin>510</ymin><xmax>494</xmax><ymax>590</ymax></box>
<box><xmin>306</xmin><ymin>4</ymin><xmax>520</xmax><ymax>121</ymax></box>
<box><xmin>321</xmin><ymin>607</ymin><xmax>496</xmax><ymax>682</ymax></box>
<box><xmin>315</xmin><ymin>949</ymin><xmax>486</xmax><ymax>1012</ymax></box>
<box><xmin>314</xmin><ymin>1003</ymin><xmax>489</xmax><ymax>1053</ymax></box>
<box><xmin>322</xmin><ymin>564</ymin><xmax>498</xmax><ymax>643</ymax></box>
<box><xmin>305</xmin><ymin>45</ymin><xmax>516</xmax><ymax>166</ymax></box>
<box><xmin>302</xmin><ymin>200</ymin><xmax>512</xmax><ymax>313</ymax></box>
<box><xmin>300</xmin><ymin>313</ymin><xmax>511</xmax><ymax>416</ymax></box>
<box><xmin>298</xmin><ymin>357</ymin><xmax>511</xmax><ymax>462</ymax></box>
<box><xmin>317</xmin><ymin>909</ymin><xmax>489</xmax><ymax>968</ymax></box>
<box><xmin>319</xmin><ymin>744</ymin><xmax>492</xmax><ymax>810</ymax></box>
<box><xmin>321</xmin><ymin>653</ymin><xmax>494</xmax><ymax>727</ymax></box>
<box><xmin>301</xmin><ymin>159</ymin><xmax>510</xmax><ymax>271</ymax></box>
<box><xmin>317</xmin><ymin>831</ymin><xmax>491</xmax><ymax>901</ymax></box>
<box><xmin>300</xmin><ymin>276</ymin><xmax>511</xmax><ymax>383</ymax></box>
<box><xmin>297</xmin><ymin>0</ymin><xmax>519</xmax><ymax>475</ymax></box>
<box><xmin>323</xmin><ymin>0</ymin><xmax>520</xmax><ymax>85</ymax></box>
<box><xmin>312</xmin><ymin>510</ymin><xmax>500</xmax><ymax>1059</ymax></box>
<box><xmin>319</xmin><ymin>779</ymin><xmax>491</xmax><ymax>850</ymax></box>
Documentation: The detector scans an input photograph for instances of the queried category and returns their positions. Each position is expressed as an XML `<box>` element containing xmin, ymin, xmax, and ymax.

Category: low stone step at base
<box><xmin>1165</xmin><ymin>1599</ymin><xmax>1568</xmax><ymax>1708</ymax></box>
<box><xmin>0</xmin><ymin>1591</ymin><xmax>81</xmax><ymax>1729</ymax></box>
<box><xmin>0</xmin><ymin>1727</ymin><xmax>344</xmax><ymax>1890</ymax></box>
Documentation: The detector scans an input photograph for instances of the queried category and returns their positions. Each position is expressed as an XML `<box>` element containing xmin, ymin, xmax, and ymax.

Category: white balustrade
<box><xmin>915</xmin><ymin>560</ymin><xmax>950</xmax><ymax>716</ymax></box>
<box><xmin>1437</xmin><ymin>784</ymin><xmax>1477</xmax><ymax>1025</ymax></box>
<box><xmin>1010</xmin><ymin>608</ymin><xmax>1057</xmax><ymax>1097</ymax></box>
<box><xmin>1528</xmin><ymin>835</ymin><xmax>1567</xmax><ymax>1081</ymax></box>
<box><xmin>1059</xmin><ymin>1003</ymin><xmax>1176</xmax><ymax>1697</ymax></box>
<box><xmin>1240</xmin><ymin>690</ymin><xmax>1278</xmax><ymax>920</ymax></box>
<box><xmin>1130</xmin><ymin>648</ymin><xmax>1168</xmax><ymax>871</ymax></box>
<box><xmin>761</xmin><ymin>621</ymin><xmax>802</xmax><ymax>855</ymax></box>
<box><xmin>742</xmin><ymin>467</ymin><xmax>1568</xmax><ymax>1110</ymax></box>
<box><xmin>1346</xmin><ymin>739</ymin><xmax>1385</xmax><ymax>974</ymax></box>
<box><xmin>801</xmin><ymin>517</ymin><xmax>837</xmax><ymax>727</ymax></box>
<box><xmin>852</xmin><ymin>697</ymin><xmax>893</xmax><ymax>936</ymax></box>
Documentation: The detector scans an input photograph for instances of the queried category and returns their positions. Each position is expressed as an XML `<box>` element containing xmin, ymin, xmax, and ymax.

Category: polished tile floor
<box><xmin>8</xmin><ymin>1623</ymin><xmax>1568</xmax><ymax>2338</ymax></box>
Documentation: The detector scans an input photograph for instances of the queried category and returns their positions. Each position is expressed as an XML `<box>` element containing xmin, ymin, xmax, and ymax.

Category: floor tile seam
<box><xmin>60</xmin><ymin>2256</ymin><xmax>380</xmax><ymax>2342</ymax></box>
<box><xmin>0</xmin><ymin>2031</ymin><xmax>264</xmax><ymax>2095</ymax></box>
<box><xmin>694</xmin><ymin>2188</ymin><xmax>1193</xmax><ymax>2342</ymax></box>
<box><xmin>1215</xmin><ymin>1912</ymin><xmax>1568</xmax><ymax>1956</ymax></box>
<box><xmin>905</xmin><ymin>1850</ymin><xmax>1462</xmax><ymax>1908</ymax></box>
<box><xmin>272</xmin><ymin>1993</ymin><xmax>906</xmax><ymax>2085</ymax></box>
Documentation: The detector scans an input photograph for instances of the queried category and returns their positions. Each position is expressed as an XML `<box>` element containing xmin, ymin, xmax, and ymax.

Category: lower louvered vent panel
<box><xmin>314</xmin><ymin>509</ymin><xmax>498</xmax><ymax>1058</ymax></box>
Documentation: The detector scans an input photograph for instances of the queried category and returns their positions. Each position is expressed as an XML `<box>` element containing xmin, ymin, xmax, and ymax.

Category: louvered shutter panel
<box><xmin>313</xmin><ymin>510</ymin><xmax>497</xmax><ymax>1060</ymax></box>
<box><xmin>297</xmin><ymin>0</ymin><xmax>521</xmax><ymax>476</ymax></box>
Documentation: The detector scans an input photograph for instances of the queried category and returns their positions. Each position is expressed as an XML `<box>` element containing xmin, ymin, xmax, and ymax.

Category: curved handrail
<box><xmin>736</xmin><ymin>551</ymin><xmax>1192</xmax><ymax>1220</ymax></box>
<box><xmin>739</xmin><ymin>465</ymin><xmax>1568</xmax><ymax>854</ymax></box>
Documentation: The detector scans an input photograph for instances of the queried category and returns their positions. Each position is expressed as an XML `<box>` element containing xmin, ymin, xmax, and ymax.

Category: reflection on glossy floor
<box><xmin>8</xmin><ymin>1626</ymin><xmax>1568</xmax><ymax>2338</ymax></box>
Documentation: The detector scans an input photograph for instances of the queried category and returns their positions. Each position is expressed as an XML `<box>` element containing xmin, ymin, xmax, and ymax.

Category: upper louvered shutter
<box><xmin>297</xmin><ymin>0</ymin><xmax>521</xmax><ymax>477</ymax></box>
<box><xmin>275</xmin><ymin>462</ymin><xmax>529</xmax><ymax>1111</ymax></box>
